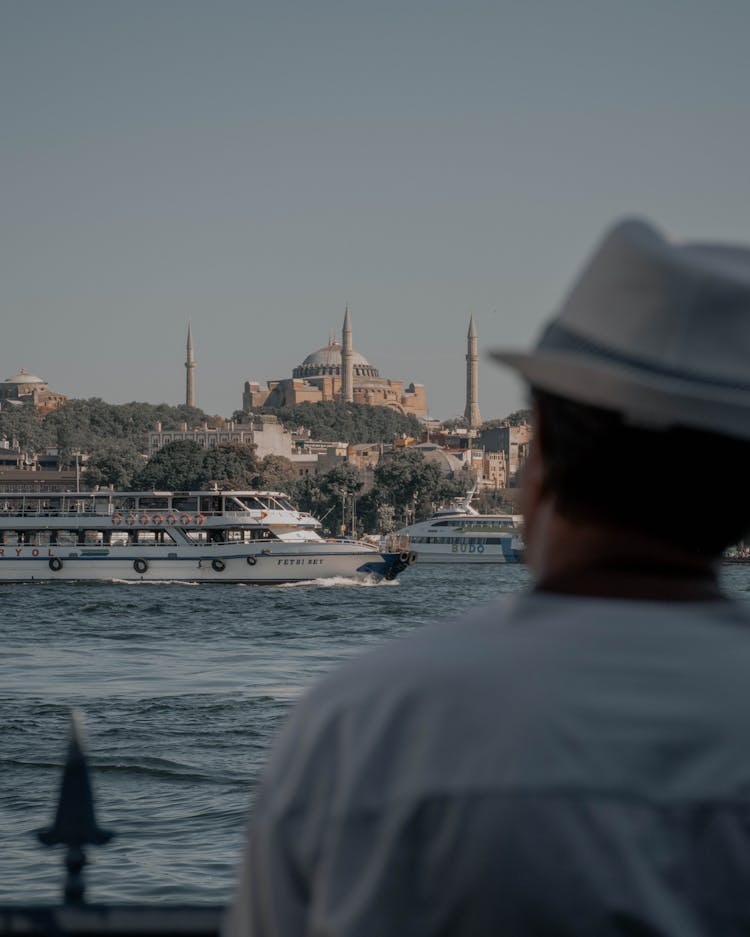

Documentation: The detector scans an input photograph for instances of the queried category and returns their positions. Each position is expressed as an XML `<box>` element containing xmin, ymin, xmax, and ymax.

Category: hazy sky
<box><xmin>2</xmin><ymin>0</ymin><xmax>749</xmax><ymax>420</ymax></box>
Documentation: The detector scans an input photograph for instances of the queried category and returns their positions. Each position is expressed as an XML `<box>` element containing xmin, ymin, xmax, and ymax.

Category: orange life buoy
<box><xmin>152</xmin><ymin>514</ymin><xmax>163</xmax><ymax>526</ymax></box>
<box><xmin>111</xmin><ymin>514</ymin><xmax>123</xmax><ymax>526</ymax></box>
<box><xmin>139</xmin><ymin>514</ymin><xmax>150</xmax><ymax>526</ymax></box>
<box><xmin>179</xmin><ymin>513</ymin><xmax>191</xmax><ymax>525</ymax></box>
<box><xmin>194</xmin><ymin>514</ymin><xmax>206</xmax><ymax>526</ymax></box>
<box><xmin>125</xmin><ymin>514</ymin><xmax>137</xmax><ymax>526</ymax></box>
<box><xmin>166</xmin><ymin>514</ymin><xmax>177</xmax><ymax>526</ymax></box>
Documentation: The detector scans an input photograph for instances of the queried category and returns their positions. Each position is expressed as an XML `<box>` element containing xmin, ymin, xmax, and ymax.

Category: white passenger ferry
<box><xmin>0</xmin><ymin>489</ymin><xmax>416</xmax><ymax>584</ymax></box>
<box><xmin>393</xmin><ymin>491</ymin><xmax>524</xmax><ymax>564</ymax></box>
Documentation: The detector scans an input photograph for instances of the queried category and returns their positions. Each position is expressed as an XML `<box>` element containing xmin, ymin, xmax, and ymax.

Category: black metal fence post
<box><xmin>36</xmin><ymin>710</ymin><xmax>113</xmax><ymax>905</ymax></box>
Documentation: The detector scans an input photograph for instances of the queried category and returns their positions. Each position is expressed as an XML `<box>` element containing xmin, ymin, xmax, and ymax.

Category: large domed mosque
<box><xmin>0</xmin><ymin>368</ymin><xmax>67</xmax><ymax>414</ymax></box>
<box><xmin>242</xmin><ymin>306</ymin><xmax>427</xmax><ymax>417</ymax></box>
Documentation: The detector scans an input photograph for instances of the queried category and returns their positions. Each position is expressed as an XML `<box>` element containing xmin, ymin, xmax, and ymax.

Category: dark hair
<box><xmin>532</xmin><ymin>388</ymin><xmax>750</xmax><ymax>557</ymax></box>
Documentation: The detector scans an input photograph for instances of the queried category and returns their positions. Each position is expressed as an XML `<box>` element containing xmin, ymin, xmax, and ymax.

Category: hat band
<box><xmin>539</xmin><ymin>322</ymin><xmax>750</xmax><ymax>394</ymax></box>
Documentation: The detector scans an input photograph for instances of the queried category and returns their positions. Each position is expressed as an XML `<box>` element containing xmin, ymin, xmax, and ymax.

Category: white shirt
<box><xmin>224</xmin><ymin>592</ymin><xmax>750</xmax><ymax>936</ymax></box>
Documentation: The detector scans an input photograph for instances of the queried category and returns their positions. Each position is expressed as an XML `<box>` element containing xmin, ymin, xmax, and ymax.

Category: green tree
<box><xmin>319</xmin><ymin>463</ymin><xmax>363</xmax><ymax>535</ymax></box>
<box><xmin>480</xmin><ymin>409</ymin><xmax>532</xmax><ymax>430</ymax></box>
<box><xmin>248</xmin><ymin>401</ymin><xmax>423</xmax><ymax>444</ymax></box>
<box><xmin>441</xmin><ymin>417</ymin><xmax>469</xmax><ymax>431</ymax></box>
<box><xmin>133</xmin><ymin>441</ymin><xmax>208</xmax><ymax>490</ymax></box>
<box><xmin>203</xmin><ymin>443</ymin><xmax>258</xmax><ymax>488</ymax></box>
<box><xmin>504</xmin><ymin>408</ymin><xmax>532</xmax><ymax>426</ymax></box>
<box><xmin>83</xmin><ymin>442</ymin><xmax>144</xmax><ymax>489</ymax></box>
<box><xmin>0</xmin><ymin>408</ymin><xmax>50</xmax><ymax>452</ymax></box>
<box><xmin>373</xmin><ymin>449</ymin><xmax>454</xmax><ymax>525</ymax></box>
<box><xmin>131</xmin><ymin>441</ymin><xmax>259</xmax><ymax>491</ymax></box>
<box><xmin>43</xmin><ymin>398</ymin><xmax>215</xmax><ymax>457</ymax></box>
<box><xmin>252</xmin><ymin>454</ymin><xmax>296</xmax><ymax>489</ymax></box>
<box><xmin>288</xmin><ymin>473</ymin><xmax>327</xmax><ymax>518</ymax></box>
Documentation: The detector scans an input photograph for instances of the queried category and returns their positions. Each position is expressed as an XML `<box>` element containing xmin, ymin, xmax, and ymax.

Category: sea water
<box><xmin>1</xmin><ymin>563</ymin><xmax>749</xmax><ymax>904</ymax></box>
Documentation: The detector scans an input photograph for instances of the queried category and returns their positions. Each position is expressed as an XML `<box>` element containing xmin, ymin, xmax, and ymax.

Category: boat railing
<box><xmin>0</xmin><ymin>507</ymin><xmax>237</xmax><ymax>520</ymax></box>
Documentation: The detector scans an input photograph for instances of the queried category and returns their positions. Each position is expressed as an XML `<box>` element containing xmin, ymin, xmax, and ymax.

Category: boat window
<box><xmin>172</xmin><ymin>497</ymin><xmax>198</xmax><ymax>512</ymax></box>
<box><xmin>266</xmin><ymin>496</ymin><xmax>294</xmax><ymax>511</ymax></box>
<box><xmin>138</xmin><ymin>497</ymin><xmax>169</xmax><ymax>510</ymax></box>
<box><xmin>236</xmin><ymin>496</ymin><xmax>270</xmax><ymax>511</ymax></box>
<box><xmin>128</xmin><ymin>530</ymin><xmax>177</xmax><ymax>545</ymax></box>
<box><xmin>1</xmin><ymin>499</ymin><xmax>24</xmax><ymax>514</ymax></box>
<box><xmin>224</xmin><ymin>527</ymin><xmax>259</xmax><ymax>542</ymax></box>
<box><xmin>199</xmin><ymin>496</ymin><xmax>222</xmax><ymax>514</ymax></box>
<box><xmin>224</xmin><ymin>497</ymin><xmax>249</xmax><ymax>512</ymax></box>
<box><xmin>182</xmin><ymin>526</ymin><xmax>277</xmax><ymax>543</ymax></box>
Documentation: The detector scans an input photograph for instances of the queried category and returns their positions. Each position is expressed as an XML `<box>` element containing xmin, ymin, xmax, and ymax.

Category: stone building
<box><xmin>242</xmin><ymin>306</ymin><xmax>427</xmax><ymax>418</ymax></box>
<box><xmin>0</xmin><ymin>369</ymin><xmax>67</xmax><ymax>414</ymax></box>
<box><xmin>148</xmin><ymin>414</ymin><xmax>294</xmax><ymax>460</ymax></box>
<box><xmin>480</xmin><ymin>423</ymin><xmax>532</xmax><ymax>484</ymax></box>
<box><xmin>478</xmin><ymin>450</ymin><xmax>509</xmax><ymax>490</ymax></box>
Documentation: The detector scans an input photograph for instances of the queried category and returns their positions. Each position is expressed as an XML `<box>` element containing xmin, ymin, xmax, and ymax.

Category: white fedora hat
<box><xmin>491</xmin><ymin>218</ymin><xmax>750</xmax><ymax>440</ymax></box>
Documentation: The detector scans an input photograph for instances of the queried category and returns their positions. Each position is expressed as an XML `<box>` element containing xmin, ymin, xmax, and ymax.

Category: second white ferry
<box><xmin>393</xmin><ymin>491</ymin><xmax>524</xmax><ymax>564</ymax></box>
<box><xmin>0</xmin><ymin>489</ymin><xmax>416</xmax><ymax>584</ymax></box>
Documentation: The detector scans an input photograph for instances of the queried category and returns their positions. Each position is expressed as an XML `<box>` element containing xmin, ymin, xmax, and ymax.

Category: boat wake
<box><xmin>107</xmin><ymin>576</ymin><xmax>398</xmax><ymax>588</ymax></box>
<box><xmin>110</xmin><ymin>578</ymin><xmax>202</xmax><ymax>586</ymax></box>
<box><xmin>278</xmin><ymin>575</ymin><xmax>400</xmax><ymax>589</ymax></box>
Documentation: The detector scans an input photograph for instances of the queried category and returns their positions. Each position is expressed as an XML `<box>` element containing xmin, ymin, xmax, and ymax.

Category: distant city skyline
<box><xmin>2</xmin><ymin>1</ymin><xmax>749</xmax><ymax>419</ymax></box>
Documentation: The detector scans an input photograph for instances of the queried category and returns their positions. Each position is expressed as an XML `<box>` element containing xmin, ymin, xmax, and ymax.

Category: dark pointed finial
<box><xmin>37</xmin><ymin>710</ymin><xmax>113</xmax><ymax>904</ymax></box>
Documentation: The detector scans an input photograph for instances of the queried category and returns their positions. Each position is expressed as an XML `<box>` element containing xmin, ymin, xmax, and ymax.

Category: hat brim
<box><xmin>490</xmin><ymin>348</ymin><xmax>750</xmax><ymax>441</ymax></box>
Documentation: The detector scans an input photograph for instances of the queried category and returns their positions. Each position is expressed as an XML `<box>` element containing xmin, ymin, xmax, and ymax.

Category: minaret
<box><xmin>464</xmin><ymin>315</ymin><xmax>481</xmax><ymax>428</ymax></box>
<box><xmin>341</xmin><ymin>303</ymin><xmax>353</xmax><ymax>403</ymax></box>
<box><xmin>185</xmin><ymin>322</ymin><xmax>196</xmax><ymax>408</ymax></box>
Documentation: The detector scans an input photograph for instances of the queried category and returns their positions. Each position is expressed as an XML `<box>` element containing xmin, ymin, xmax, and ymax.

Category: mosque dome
<box><xmin>3</xmin><ymin>369</ymin><xmax>46</xmax><ymax>386</ymax></box>
<box><xmin>293</xmin><ymin>339</ymin><xmax>380</xmax><ymax>380</ymax></box>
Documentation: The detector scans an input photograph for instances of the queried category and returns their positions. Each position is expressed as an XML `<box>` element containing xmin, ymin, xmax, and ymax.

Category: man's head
<box><xmin>492</xmin><ymin>219</ymin><xmax>750</xmax><ymax>568</ymax></box>
<box><xmin>527</xmin><ymin>387</ymin><xmax>750</xmax><ymax>558</ymax></box>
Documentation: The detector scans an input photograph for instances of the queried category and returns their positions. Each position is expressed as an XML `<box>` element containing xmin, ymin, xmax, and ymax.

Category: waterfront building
<box><xmin>148</xmin><ymin>414</ymin><xmax>294</xmax><ymax>460</ymax></box>
<box><xmin>0</xmin><ymin>369</ymin><xmax>67</xmax><ymax>414</ymax></box>
<box><xmin>480</xmin><ymin>449</ymin><xmax>509</xmax><ymax>489</ymax></box>
<box><xmin>407</xmin><ymin>441</ymin><xmax>507</xmax><ymax>491</ymax></box>
<box><xmin>346</xmin><ymin>442</ymin><xmax>383</xmax><ymax>471</ymax></box>
<box><xmin>0</xmin><ymin>468</ymin><xmax>79</xmax><ymax>492</ymax></box>
<box><xmin>411</xmin><ymin>442</ymin><xmax>469</xmax><ymax>478</ymax></box>
<box><xmin>0</xmin><ymin>442</ymin><xmax>80</xmax><ymax>491</ymax></box>
<box><xmin>480</xmin><ymin>423</ymin><xmax>532</xmax><ymax>484</ymax></box>
<box><xmin>242</xmin><ymin>306</ymin><xmax>427</xmax><ymax>417</ymax></box>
